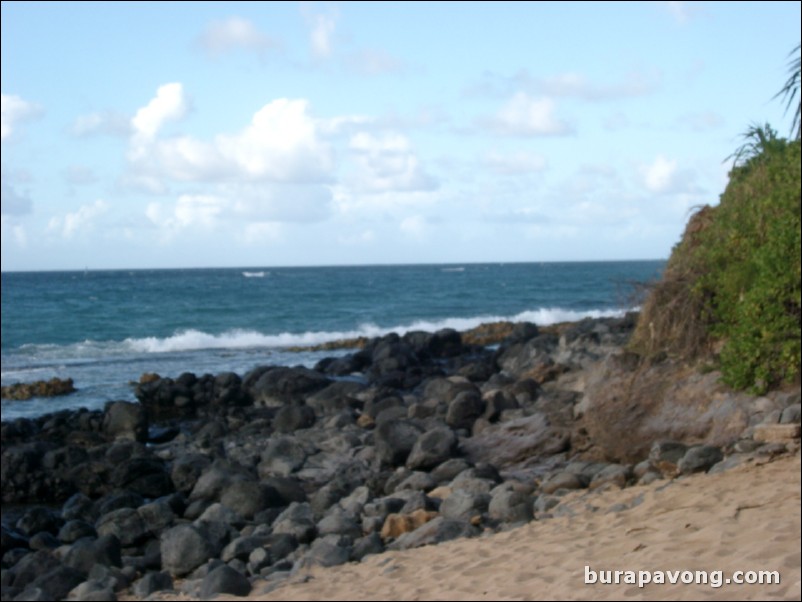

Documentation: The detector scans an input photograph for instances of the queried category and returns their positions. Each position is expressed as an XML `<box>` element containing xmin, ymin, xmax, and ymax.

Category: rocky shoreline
<box><xmin>2</xmin><ymin>314</ymin><xmax>800</xmax><ymax>601</ymax></box>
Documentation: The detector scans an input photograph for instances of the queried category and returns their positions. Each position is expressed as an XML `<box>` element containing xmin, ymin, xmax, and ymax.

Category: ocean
<box><xmin>1</xmin><ymin>261</ymin><xmax>664</xmax><ymax>421</ymax></box>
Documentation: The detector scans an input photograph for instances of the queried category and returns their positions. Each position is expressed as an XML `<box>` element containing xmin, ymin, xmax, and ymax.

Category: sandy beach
<box><xmin>135</xmin><ymin>451</ymin><xmax>800</xmax><ymax>602</ymax></box>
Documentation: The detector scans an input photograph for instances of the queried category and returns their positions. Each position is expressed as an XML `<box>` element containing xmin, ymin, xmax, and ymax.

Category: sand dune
<box><xmin>141</xmin><ymin>451</ymin><xmax>800</xmax><ymax>601</ymax></box>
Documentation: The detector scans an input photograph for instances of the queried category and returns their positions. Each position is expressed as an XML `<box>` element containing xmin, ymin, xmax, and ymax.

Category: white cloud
<box><xmin>127</xmin><ymin>91</ymin><xmax>332</xmax><ymax>188</ymax></box>
<box><xmin>47</xmin><ymin>199</ymin><xmax>109</xmax><ymax>238</ymax></box>
<box><xmin>399</xmin><ymin>215</ymin><xmax>430</xmax><ymax>240</ymax></box>
<box><xmin>643</xmin><ymin>155</ymin><xmax>678</xmax><ymax>193</ymax></box>
<box><xmin>485</xmin><ymin>93</ymin><xmax>573</xmax><ymax>136</ymax></box>
<box><xmin>70</xmin><ymin>111</ymin><xmax>131</xmax><ymax>137</ymax></box>
<box><xmin>348</xmin><ymin>132</ymin><xmax>438</xmax><ymax>193</ymax></box>
<box><xmin>309</xmin><ymin>12</ymin><xmax>337</xmax><ymax>58</ymax></box>
<box><xmin>131</xmin><ymin>83</ymin><xmax>188</xmax><ymax>143</ymax></box>
<box><xmin>1</xmin><ymin>94</ymin><xmax>42</xmax><ymax>141</ymax></box>
<box><xmin>482</xmin><ymin>150</ymin><xmax>547</xmax><ymax>175</ymax></box>
<box><xmin>196</xmin><ymin>16</ymin><xmax>277</xmax><ymax>57</ymax></box>
<box><xmin>664</xmin><ymin>1</ymin><xmax>690</xmax><ymax>23</ymax></box>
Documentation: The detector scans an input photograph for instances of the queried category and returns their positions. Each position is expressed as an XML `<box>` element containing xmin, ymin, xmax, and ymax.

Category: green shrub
<box><xmin>699</xmin><ymin>137</ymin><xmax>801</xmax><ymax>391</ymax></box>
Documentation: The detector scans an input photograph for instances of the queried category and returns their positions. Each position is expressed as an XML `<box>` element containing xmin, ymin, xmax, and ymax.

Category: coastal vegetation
<box><xmin>631</xmin><ymin>44</ymin><xmax>801</xmax><ymax>393</ymax></box>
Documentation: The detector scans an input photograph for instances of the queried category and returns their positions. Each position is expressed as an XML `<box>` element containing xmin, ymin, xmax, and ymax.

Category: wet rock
<box><xmin>1</xmin><ymin>377</ymin><xmax>76</xmax><ymax>400</ymax></box>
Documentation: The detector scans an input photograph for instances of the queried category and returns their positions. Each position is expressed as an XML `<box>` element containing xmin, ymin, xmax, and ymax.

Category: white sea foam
<box><xmin>4</xmin><ymin>307</ymin><xmax>634</xmax><ymax>362</ymax></box>
<box><xmin>123</xmin><ymin>307</ymin><xmax>632</xmax><ymax>354</ymax></box>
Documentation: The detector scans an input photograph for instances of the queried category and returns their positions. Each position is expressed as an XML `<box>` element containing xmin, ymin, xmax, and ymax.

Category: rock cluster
<box><xmin>1</xmin><ymin>315</ymin><xmax>799</xmax><ymax>601</ymax></box>
<box><xmin>1</xmin><ymin>378</ymin><xmax>76</xmax><ymax>401</ymax></box>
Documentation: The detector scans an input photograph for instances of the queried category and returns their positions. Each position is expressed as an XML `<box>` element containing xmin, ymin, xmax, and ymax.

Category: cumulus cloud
<box><xmin>642</xmin><ymin>155</ymin><xmax>678</xmax><ymax>193</ymax></box>
<box><xmin>70</xmin><ymin>111</ymin><xmax>131</xmax><ymax>137</ymax></box>
<box><xmin>131</xmin><ymin>83</ymin><xmax>188</xmax><ymax>143</ymax></box>
<box><xmin>47</xmin><ymin>199</ymin><xmax>109</xmax><ymax>239</ymax></box>
<box><xmin>348</xmin><ymin>132</ymin><xmax>438</xmax><ymax>193</ymax></box>
<box><xmin>482</xmin><ymin>150</ymin><xmax>547</xmax><ymax>175</ymax></box>
<box><xmin>1</xmin><ymin>94</ymin><xmax>42</xmax><ymax>141</ymax></box>
<box><xmin>483</xmin><ymin>93</ymin><xmax>573</xmax><ymax>136</ymax></box>
<box><xmin>127</xmin><ymin>89</ymin><xmax>332</xmax><ymax>188</ymax></box>
<box><xmin>196</xmin><ymin>16</ymin><xmax>278</xmax><ymax>57</ymax></box>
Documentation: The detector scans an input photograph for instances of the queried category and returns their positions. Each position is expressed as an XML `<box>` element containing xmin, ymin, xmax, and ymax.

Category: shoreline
<box><xmin>2</xmin><ymin>314</ymin><xmax>799</xmax><ymax>601</ymax></box>
<box><xmin>137</xmin><ymin>452</ymin><xmax>801</xmax><ymax>601</ymax></box>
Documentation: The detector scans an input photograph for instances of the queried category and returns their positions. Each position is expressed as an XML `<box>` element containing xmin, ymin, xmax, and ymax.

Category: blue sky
<box><xmin>2</xmin><ymin>1</ymin><xmax>799</xmax><ymax>271</ymax></box>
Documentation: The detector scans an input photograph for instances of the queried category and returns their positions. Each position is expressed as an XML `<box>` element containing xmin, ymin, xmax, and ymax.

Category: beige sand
<box><xmin>143</xmin><ymin>452</ymin><xmax>801</xmax><ymax>601</ymax></box>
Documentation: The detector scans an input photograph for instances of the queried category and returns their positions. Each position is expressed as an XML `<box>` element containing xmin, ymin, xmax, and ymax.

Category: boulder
<box><xmin>272</xmin><ymin>502</ymin><xmax>317</xmax><ymax>544</ymax></box>
<box><xmin>387</xmin><ymin>517</ymin><xmax>479</xmax><ymax>551</ymax></box>
<box><xmin>677</xmin><ymin>445</ymin><xmax>724</xmax><ymax>475</ymax></box>
<box><xmin>648</xmin><ymin>441</ymin><xmax>689</xmax><ymax>477</ymax></box>
<box><xmin>258</xmin><ymin>436</ymin><xmax>308</xmax><ymax>477</ymax></box>
<box><xmin>131</xmin><ymin>571</ymin><xmax>173</xmax><ymax>598</ymax></box>
<box><xmin>375</xmin><ymin>419</ymin><xmax>425</xmax><ymax>467</ymax></box>
<box><xmin>488</xmin><ymin>486</ymin><xmax>533</xmax><ymax>523</ymax></box>
<box><xmin>95</xmin><ymin>508</ymin><xmax>148</xmax><ymax>548</ymax></box>
<box><xmin>380</xmin><ymin>509</ymin><xmax>439</xmax><ymax>540</ymax></box>
<box><xmin>200</xmin><ymin>565</ymin><xmax>251</xmax><ymax>598</ymax></box>
<box><xmin>273</xmin><ymin>404</ymin><xmax>316</xmax><ymax>433</ymax></box>
<box><xmin>440</xmin><ymin>490</ymin><xmax>490</xmax><ymax>522</ymax></box>
<box><xmin>247</xmin><ymin>366</ymin><xmax>331</xmax><ymax>406</ymax></box>
<box><xmin>406</xmin><ymin>427</ymin><xmax>458</xmax><ymax>471</ymax></box>
<box><xmin>160</xmin><ymin>524</ymin><xmax>217</xmax><ymax>577</ymax></box>
<box><xmin>102</xmin><ymin>401</ymin><xmax>147</xmax><ymax>442</ymax></box>
<box><xmin>219</xmin><ymin>480</ymin><xmax>283</xmax><ymax>519</ymax></box>
<box><xmin>445</xmin><ymin>390</ymin><xmax>485</xmax><ymax>431</ymax></box>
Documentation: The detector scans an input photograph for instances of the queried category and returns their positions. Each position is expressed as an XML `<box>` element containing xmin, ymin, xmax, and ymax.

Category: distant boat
<box><xmin>242</xmin><ymin>271</ymin><xmax>266</xmax><ymax>278</ymax></box>
<box><xmin>441</xmin><ymin>267</ymin><xmax>465</xmax><ymax>273</ymax></box>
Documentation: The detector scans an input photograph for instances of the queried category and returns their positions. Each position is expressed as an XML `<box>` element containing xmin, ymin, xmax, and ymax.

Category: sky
<box><xmin>1</xmin><ymin>1</ymin><xmax>800</xmax><ymax>271</ymax></box>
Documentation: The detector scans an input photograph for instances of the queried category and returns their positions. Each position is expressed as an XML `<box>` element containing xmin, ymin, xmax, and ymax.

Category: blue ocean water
<box><xmin>1</xmin><ymin>261</ymin><xmax>664</xmax><ymax>421</ymax></box>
